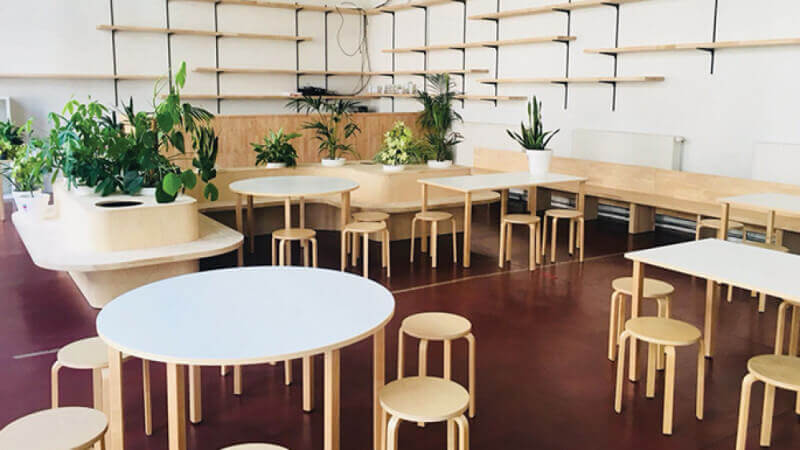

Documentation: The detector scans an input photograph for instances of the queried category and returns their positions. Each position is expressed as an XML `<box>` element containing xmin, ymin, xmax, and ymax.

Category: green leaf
<box><xmin>155</xmin><ymin>185</ymin><xmax>178</xmax><ymax>203</ymax></box>
<box><xmin>169</xmin><ymin>132</ymin><xmax>185</xmax><ymax>153</ymax></box>
<box><xmin>203</xmin><ymin>183</ymin><xmax>219</xmax><ymax>201</ymax></box>
<box><xmin>180</xmin><ymin>169</ymin><xmax>197</xmax><ymax>189</ymax></box>
<box><xmin>162</xmin><ymin>172</ymin><xmax>183</xmax><ymax>196</ymax></box>
<box><xmin>175</xmin><ymin>62</ymin><xmax>187</xmax><ymax>90</ymax></box>
<box><xmin>157</xmin><ymin>113</ymin><xmax>174</xmax><ymax>133</ymax></box>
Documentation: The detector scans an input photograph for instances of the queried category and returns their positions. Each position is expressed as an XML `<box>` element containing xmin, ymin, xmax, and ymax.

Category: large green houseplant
<box><xmin>0</xmin><ymin>118</ymin><xmax>33</xmax><ymax>161</ymax></box>
<box><xmin>1</xmin><ymin>143</ymin><xmax>50</xmax><ymax>215</ymax></box>
<box><xmin>416</xmin><ymin>74</ymin><xmax>463</xmax><ymax>168</ymax></box>
<box><xmin>286</xmin><ymin>96</ymin><xmax>361</xmax><ymax>167</ymax></box>
<box><xmin>507</xmin><ymin>96</ymin><xmax>559</xmax><ymax>175</ymax></box>
<box><xmin>252</xmin><ymin>128</ymin><xmax>301</xmax><ymax>168</ymax></box>
<box><xmin>373</xmin><ymin>121</ymin><xmax>423</xmax><ymax>172</ymax></box>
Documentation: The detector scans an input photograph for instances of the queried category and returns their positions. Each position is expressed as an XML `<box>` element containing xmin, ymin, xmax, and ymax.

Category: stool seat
<box><xmin>747</xmin><ymin>355</ymin><xmax>800</xmax><ymax>391</ymax></box>
<box><xmin>544</xmin><ymin>209</ymin><xmax>583</xmax><ymax>219</ymax></box>
<box><xmin>698</xmin><ymin>218</ymin><xmax>744</xmax><ymax>230</ymax></box>
<box><xmin>57</xmin><ymin>337</ymin><xmax>113</xmax><ymax>370</ymax></box>
<box><xmin>415</xmin><ymin>211</ymin><xmax>453</xmax><ymax>221</ymax></box>
<box><xmin>345</xmin><ymin>221</ymin><xmax>387</xmax><ymax>234</ymax></box>
<box><xmin>0</xmin><ymin>407</ymin><xmax>107</xmax><ymax>450</ymax></box>
<box><xmin>612</xmin><ymin>277</ymin><xmax>675</xmax><ymax>299</ymax></box>
<box><xmin>502</xmin><ymin>214</ymin><xmax>540</xmax><ymax>225</ymax></box>
<box><xmin>353</xmin><ymin>211</ymin><xmax>389</xmax><ymax>222</ymax></box>
<box><xmin>221</xmin><ymin>444</ymin><xmax>288</xmax><ymax>450</ymax></box>
<box><xmin>626</xmin><ymin>317</ymin><xmax>701</xmax><ymax>346</ymax></box>
<box><xmin>380</xmin><ymin>376</ymin><xmax>469</xmax><ymax>423</ymax></box>
<box><xmin>273</xmin><ymin>228</ymin><xmax>316</xmax><ymax>240</ymax></box>
<box><xmin>401</xmin><ymin>313</ymin><xmax>471</xmax><ymax>341</ymax></box>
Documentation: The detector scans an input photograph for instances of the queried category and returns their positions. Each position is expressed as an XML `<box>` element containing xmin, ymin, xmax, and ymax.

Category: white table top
<box><xmin>96</xmin><ymin>267</ymin><xmax>395</xmax><ymax>365</ymax></box>
<box><xmin>418</xmin><ymin>172</ymin><xmax>586</xmax><ymax>193</ymax></box>
<box><xmin>718</xmin><ymin>193</ymin><xmax>800</xmax><ymax>216</ymax></box>
<box><xmin>625</xmin><ymin>239</ymin><xmax>800</xmax><ymax>303</ymax></box>
<box><xmin>229</xmin><ymin>176</ymin><xmax>359</xmax><ymax>197</ymax></box>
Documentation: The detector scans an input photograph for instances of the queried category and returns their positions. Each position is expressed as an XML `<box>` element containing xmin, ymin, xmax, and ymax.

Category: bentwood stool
<box><xmin>398</xmin><ymin>312</ymin><xmax>476</xmax><ymax>419</ymax></box>
<box><xmin>541</xmin><ymin>209</ymin><xmax>585</xmax><ymax>263</ymax></box>
<box><xmin>410</xmin><ymin>211</ymin><xmax>457</xmax><ymax>268</ymax></box>
<box><xmin>342</xmin><ymin>221</ymin><xmax>391</xmax><ymax>278</ymax></box>
<box><xmin>498</xmin><ymin>214</ymin><xmax>541</xmax><ymax>270</ymax></box>
<box><xmin>221</xmin><ymin>444</ymin><xmax>288</xmax><ymax>450</ymax></box>
<box><xmin>51</xmin><ymin>337</ymin><xmax>153</xmax><ymax>436</ymax></box>
<box><xmin>615</xmin><ymin>317</ymin><xmax>705</xmax><ymax>435</ymax></box>
<box><xmin>272</xmin><ymin>228</ymin><xmax>318</xmax><ymax>268</ymax></box>
<box><xmin>0</xmin><ymin>407</ymin><xmax>108</xmax><ymax>450</ymax></box>
<box><xmin>381</xmin><ymin>377</ymin><xmax>471</xmax><ymax>450</ymax></box>
<box><xmin>608</xmin><ymin>277</ymin><xmax>674</xmax><ymax>365</ymax></box>
<box><xmin>349</xmin><ymin>211</ymin><xmax>390</xmax><ymax>260</ymax></box>
<box><xmin>735</xmin><ymin>355</ymin><xmax>800</xmax><ymax>449</ymax></box>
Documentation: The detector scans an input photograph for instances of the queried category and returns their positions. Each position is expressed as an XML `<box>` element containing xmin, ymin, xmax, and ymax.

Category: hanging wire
<box><xmin>334</xmin><ymin>0</ymin><xmax>389</xmax><ymax>95</ymax></box>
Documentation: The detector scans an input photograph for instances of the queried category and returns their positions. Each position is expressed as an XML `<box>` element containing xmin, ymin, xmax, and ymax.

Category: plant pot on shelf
<box><xmin>266</xmin><ymin>162</ymin><xmax>287</xmax><ymax>169</ymax></box>
<box><xmin>382</xmin><ymin>164</ymin><xmax>405</xmax><ymax>173</ymax></box>
<box><xmin>12</xmin><ymin>190</ymin><xmax>50</xmax><ymax>217</ymax></box>
<box><xmin>321</xmin><ymin>158</ymin><xmax>346</xmax><ymax>168</ymax></box>
<box><xmin>427</xmin><ymin>160</ymin><xmax>453</xmax><ymax>169</ymax></box>
<box><xmin>139</xmin><ymin>187</ymin><xmax>157</xmax><ymax>196</ymax></box>
<box><xmin>526</xmin><ymin>149</ymin><xmax>553</xmax><ymax>175</ymax></box>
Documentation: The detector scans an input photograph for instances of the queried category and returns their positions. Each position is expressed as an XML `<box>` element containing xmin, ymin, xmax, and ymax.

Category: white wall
<box><xmin>367</xmin><ymin>0</ymin><xmax>800</xmax><ymax>179</ymax></box>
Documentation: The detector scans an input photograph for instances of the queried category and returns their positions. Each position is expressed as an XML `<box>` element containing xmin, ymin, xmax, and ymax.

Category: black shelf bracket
<box><xmin>109</xmin><ymin>0</ymin><xmax>119</xmax><ymax>108</ymax></box>
<box><xmin>706</xmin><ymin>0</ymin><xmax>719</xmax><ymax>74</ymax></box>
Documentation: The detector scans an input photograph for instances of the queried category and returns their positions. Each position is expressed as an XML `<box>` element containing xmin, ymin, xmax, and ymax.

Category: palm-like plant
<box><xmin>507</xmin><ymin>96</ymin><xmax>559</xmax><ymax>150</ymax></box>
<box><xmin>415</xmin><ymin>74</ymin><xmax>463</xmax><ymax>162</ymax></box>
<box><xmin>252</xmin><ymin>128</ymin><xmax>301</xmax><ymax>167</ymax></box>
<box><xmin>286</xmin><ymin>97</ymin><xmax>362</xmax><ymax>161</ymax></box>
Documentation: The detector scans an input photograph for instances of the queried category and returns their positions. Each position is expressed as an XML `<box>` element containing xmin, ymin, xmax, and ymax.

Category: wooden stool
<box><xmin>342</xmin><ymin>221</ymin><xmax>390</xmax><ymax>278</ymax></box>
<box><xmin>608</xmin><ymin>277</ymin><xmax>674</xmax><ymax>364</ymax></box>
<box><xmin>498</xmin><ymin>214</ymin><xmax>541</xmax><ymax>270</ymax></box>
<box><xmin>350</xmin><ymin>211</ymin><xmax>390</xmax><ymax>260</ymax></box>
<box><xmin>221</xmin><ymin>444</ymin><xmax>288</xmax><ymax>450</ymax></box>
<box><xmin>410</xmin><ymin>211</ymin><xmax>457</xmax><ymax>268</ymax></box>
<box><xmin>735</xmin><ymin>355</ymin><xmax>800</xmax><ymax>449</ymax></box>
<box><xmin>398</xmin><ymin>312</ymin><xmax>476</xmax><ymax>418</ymax></box>
<box><xmin>541</xmin><ymin>209</ymin><xmax>584</xmax><ymax>263</ymax></box>
<box><xmin>615</xmin><ymin>317</ymin><xmax>704</xmax><ymax>435</ymax></box>
<box><xmin>0</xmin><ymin>407</ymin><xmax>107</xmax><ymax>450</ymax></box>
<box><xmin>51</xmin><ymin>337</ymin><xmax>153</xmax><ymax>436</ymax></box>
<box><xmin>380</xmin><ymin>376</ymin><xmax>470</xmax><ymax>450</ymax></box>
<box><xmin>272</xmin><ymin>228</ymin><xmax>318</xmax><ymax>268</ymax></box>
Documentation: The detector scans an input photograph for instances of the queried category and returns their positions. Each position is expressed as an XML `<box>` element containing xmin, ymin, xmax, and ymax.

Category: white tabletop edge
<box><xmin>418</xmin><ymin>172</ymin><xmax>587</xmax><ymax>193</ymax></box>
<box><xmin>717</xmin><ymin>193</ymin><xmax>800</xmax><ymax>216</ymax></box>
<box><xmin>229</xmin><ymin>176</ymin><xmax>360</xmax><ymax>198</ymax></box>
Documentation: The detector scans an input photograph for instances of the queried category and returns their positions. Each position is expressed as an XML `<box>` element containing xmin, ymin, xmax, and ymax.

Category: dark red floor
<box><xmin>1</xmin><ymin>199</ymin><xmax>798</xmax><ymax>449</ymax></box>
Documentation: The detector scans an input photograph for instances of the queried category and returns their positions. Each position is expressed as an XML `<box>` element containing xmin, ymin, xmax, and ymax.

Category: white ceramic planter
<box><xmin>266</xmin><ymin>162</ymin><xmax>287</xmax><ymax>169</ymax></box>
<box><xmin>382</xmin><ymin>164</ymin><xmax>405</xmax><ymax>173</ymax></box>
<box><xmin>427</xmin><ymin>160</ymin><xmax>453</xmax><ymax>169</ymax></box>
<box><xmin>138</xmin><ymin>187</ymin><xmax>157</xmax><ymax>196</ymax></box>
<box><xmin>12</xmin><ymin>190</ymin><xmax>50</xmax><ymax>217</ymax></box>
<box><xmin>526</xmin><ymin>149</ymin><xmax>553</xmax><ymax>175</ymax></box>
<box><xmin>321</xmin><ymin>158</ymin><xmax>346</xmax><ymax>168</ymax></box>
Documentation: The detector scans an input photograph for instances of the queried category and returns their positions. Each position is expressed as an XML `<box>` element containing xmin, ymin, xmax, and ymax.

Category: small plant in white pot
<box><xmin>1</xmin><ymin>146</ymin><xmax>49</xmax><ymax>216</ymax></box>
<box><xmin>373</xmin><ymin>121</ymin><xmax>422</xmax><ymax>172</ymax></box>
<box><xmin>507</xmin><ymin>96</ymin><xmax>560</xmax><ymax>175</ymax></box>
<box><xmin>286</xmin><ymin>96</ymin><xmax>361</xmax><ymax>167</ymax></box>
<box><xmin>416</xmin><ymin>74</ymin><xmax>463</xmax><ymax>169</ymax></box>
<box><xmin>252</xmin><ymin>128</ymin><xmax>301</xmax><ymax>169</ymax></box>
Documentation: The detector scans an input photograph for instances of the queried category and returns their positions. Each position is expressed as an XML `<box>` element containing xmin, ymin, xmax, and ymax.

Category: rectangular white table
<box><xmin>419</xmin><ymin>172</ymin><xmax>587</xmax><ymax>267</ymax></box>
<box><xmin>718</xmin><ymin>193</ymin><xmax>800</xmax><ymax>242</ymax></box>
<box><xmin>624</xmin><ymin>239</ymin><xmax>800</xmax><ymax>380</ymax></box>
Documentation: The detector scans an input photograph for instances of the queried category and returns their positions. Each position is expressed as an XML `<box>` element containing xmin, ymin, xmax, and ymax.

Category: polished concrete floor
<box><xmin>1</xmin><ymin>200</ymin><xmax>798</xmax><ymax>449</ymax></box>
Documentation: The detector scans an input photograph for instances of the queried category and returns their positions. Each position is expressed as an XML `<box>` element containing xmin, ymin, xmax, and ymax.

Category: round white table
<box><xmin>96</xmin><ymin>266</ymin><xmax>394</xmax><ymax>450</ymax></box>
<box><xmin>229</xmin><ymin>176</ymin><xmax>360</xmax><ymax>262</ymax></box>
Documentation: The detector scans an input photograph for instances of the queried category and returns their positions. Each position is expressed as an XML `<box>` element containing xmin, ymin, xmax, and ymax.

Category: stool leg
<box><xmin>271</xmin><ymin>235</ymin><xmax>277</xmax><ymax>265</ymax></box>
<box><xmin>386</xmin><ymin>415</ymin><xmax>400</xmax><ymax>450</ymax></box>
<box><xmin>285</xmin><ymin>359</ymin><xmax>293</xmax><ymax>386</ymax></box>
<box><xmin>431</xmin><ymin>221</ymin><xmax>438</xmax><ymax>268</ymax></box>
<box><xmin>220</xmin><ymin>365</ymin><xmax>228</xmax><ymax>376</ymax></box>
<box><xmin>418</xmin><ymin>339</ymin><xmax>428</xmax><ymax>427</ymax></box>
<box><xmin>352</xmin><ymin>231</ymin><xmax>359</xmax><ymax>267</ymax></box>
<box><xmin>656</xmin><ymin>299</ymin><xmax>666</xmax><ymax>371</ymax></box>
<box><xmin>451</xmin><ymin>218</ymin><xmax>458</xmax><ymax>263</ymax></box>
<box><xmin>727</xmin><ymin>285</ymin><xmax>733</xmax><ymax>303</ymax></box>
<box><xmin>92</xmin><ymin>367</ymin><xmax>104</xmax><ymax>412</ymax></box>
<box><xmin>506</xmin><ymin>223</ymin><xmax>512</xmax><ymax>262</ymax></box>
<box><xmin>550</xmin><ymin>217</ymin><xmax>558</xmax><ymax>263</ymax></box>
<box><xmin>455</xmin><ymin>415</ymin><xmax>470</xmax><ymax>450</ymax></box>
<box><xmin>303</xmin><ymin>357</ymin><xmax>314</xmax><ymax>411</ymax></box>
<box><xmin>143</xmin><ymin>360</ymin><xmax>152</xmax><ymax>435</ymax></box>
<box><xmin>541</xmin><ymin>214</ymin><xmax>548</xmax><ymax>257</ymax></box>
<box><xmin>614</xmin><ymin>331</ymin><xmax>631</xmax><ymax>413</ymax></box>
<box><xmin>735</xmin><ymin>374</ymin><xmax>757</xmax><ymax>450</ymax></box>
<box><xmin>311</xmin><ymin>238</ymin><xmax>318</xmax><ymax>268</ymax></box>
<box><xmin>279</xmin><ymin>240</ymin><xmax>286</xmax><ymax>266</ymax></box>
<box><xmin>776</xmin><ymin>301</ymin><xmax>789</xmax><ymax>354</ymax></box>
<box><xmin>761</xmin><ymin>384</ymin><xmax>776</xmax><ymax>446</ymax></box>
<box><xmin>466</xmin><ymin>333</ymin><xmax>476</xmax><ymax>418</ymax></box>
<box><xmin>528</xmin><ymin>224</ymin><xmax>535</xmax><ymax>270</ymax></box>
<box><xmin>397</xmin><ymin>329</ymin><xmax>404</xmax><ymax>379</ymax></box>
<box><xmin>608</xmin><ymin>291</ymin><xmax>621</xmax><ymax>361</ymax></box>
<box><xmin>579</xmin><ymin>218</ymin><xmax>585</xmax><ymax>262</ymax></box>
<box><xmin>617</xmin><ymin>294</ymin><xmax>627</xmax><ymax>341</ymax></box>
<box><xmin>444</xmin><ymin>340</ymin><xmax>452</xmax><ymax>379</ymax></box>
<box><xmin>189</xmin><ymin>366</ymin><xmax>202</xmax><ymax>424</ymax></box>
<box><xmin>303</xmin><ymin>240</ymin><xmax>309</xmax><ymax>267</ymax></box>
<box><xmin>663</xmin><ymin>346</ymin><xmax>676</xmax><ymax>435</ymax></box>
<box><xmin>695</xmin><ymin>220</ymin><xmax>702</xmax><ymax>240</ymax></box>
<box><xmin>363</xmin><ymin>233</ymin><xmax>369</xmax><ymax>278</ymax></box>
<box><xmin>340</xmin><ymin>232</ymin><xmax>347</xmax><ymax>271</ymax></box>
<box><xmin>381</xmin><ymin>230</ymin><xmax>387</xmax><ymax>268</ymax></box>
<box><xmin>696</xmin><ymin>339</ymin><xmax>705</xmax><ymax>420</ymax></box>
<box><xmin>410</xmin><ymin>218</ymin><xmax>417</xmax><ymax>263</ymax></box>
<box><xmin>385</xmin><ymin>230</ymin><xmax>391</xmax><ymax>278</ymax></box>
<box><xmin>233</xmin><ymin>365</ymin><xmax>242</xmax><ymax>395</ymax></box>
<box><xmin>535</xmin><ymin>222</ymin><xmax>541</xmax><ymax>265</ymax></box>
<box><xmin>646</xmin><ymin>343</ymin><xmax>657</xmax><ymax>398</ymax></box>
<box><xmin>448</xmin><ymin>419</ymin><xmax>457</xmax><ymax>450</ymax></box>
<box><xmin>50</xmin><ymin>361</ymin><xmax>62</xmax><ymax>408</ymax></box>
<box><xmin>498</xmin><ymin>221</ymin><xmax>506</xmax><ymax>268</ymax></box>
<box><xmin>788</xmin><ymin>305</ymin><xmax>799</xmax><ymax>357</ymax></box>
<box><xmin>568</xmin><ymin>219</ymin><xmax>575</xmax><ymax>255</ymax></box>
<box><xmin>759</xmin><ymin>293</ymin><xmax>767</xmax><ymax>313</ymax></box>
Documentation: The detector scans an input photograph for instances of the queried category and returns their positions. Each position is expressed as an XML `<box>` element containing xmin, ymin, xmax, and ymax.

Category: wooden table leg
<box><xmin>463</xmin><ymin>192</ymin><xmax>472</xmax><ymax>268</ymax></box>
<box><xmin>704</xmin><ymin>280</ymin><xmax>717</xmax><ymax>358</ymax></box>
<box><xmin>341</xmin><ymin>191</ymin><xmax>351</xmax><ymax>257</ymax></box>
<box><xmin>303</xmin><ymin>356</ymin><xmax>314</xmax><ymax>412</ymax></box>
<box><xmin>189</xmin><ymin>366</ymin><xmax>202</xmax><ymax>424</ymax></box>
<box><xmin>247</xmin><ymin>195</ymin><xmax>255</xmax><ymax>253</ymax></box>
<box><xmin>528</xmin><ymin>186</ymin><xmax>537</xmax><ymax>214</ymax></box>
<box><xmin>719</xmin><ymin>202</ymin><xmax>730</xmax><ymax>240</ymax></box>
<box><xmin>373</xmin><ymin>329</ymin><xmax>386</xmax><ymax>450</ymax></box>
<box><xmin>500</xmin><ymin>189</ymin><xmax>508</xmax><ymax>218</ymax></box>
<box><xmin>421</xmin><ymin>184</ymin><xmax>428</xmax><ymax>253</ymax></box>
<box><xmin>236</xmin><ymin>194</ymin><xmax>244</xmax><ymax>267</ymax></box>
<box><xmin>577</xmin><ymin>180</ymin><xmax>586</xmax><ymax>215</ymax></box>
<box><xmin>300</xmin><ymin>197</ymin><xmax>307</xmax><ymax>253</ymax></box>
<box><xmin>106</xmin><ymin>348</ymin><xmax>125</xmax><ymax>450</ymax></box>
<box><xmin>284</xmin><ymin>198</ymin><xmax>292</xmax><ymax>266</ymax></box>
<box><xmin>766</xmin><ymin>210</ymin><xmax>776</xmax><ymax>244</ymax></box>
<box><xmin>166</xmin><ymin>363</ymin><xmax>187</xmax><ymax>450</ymax></box>
<box><xmin>628</xmin><ymin>261</ymin><xmax>644</xmax><ymax>381</ymax></box>
<box><xmin>324</xmin><ymin>349</ymin><xmax>341</xmax><ymax>450</ymax></box>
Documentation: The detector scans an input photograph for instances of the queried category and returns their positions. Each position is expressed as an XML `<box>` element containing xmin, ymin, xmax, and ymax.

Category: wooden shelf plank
<box><xmin>383</xmin><ymin>36</ymin><xmax>574</xmax><ymax>53</ymax></box>
<box><xmin>169</xmin><ymin>0</ymin><xmax>364</xmax><ymax>14</ymax></box>
<box><xmin>585</xmin><ymin>37</ymin><xmax>800</xmax><ymax>54</ymax></box>
<box><xmin>456</xmin><ymin>95</ymin><xmax>526</xmax><ymax>101</ymax></box>
<box><xmin>173</xmin><ymin>92</ymin><xmax>524</xmax><ymax>101</ymax></box>
<box><xmin>0</xmin><ymin>73</ymin><xmax>162</xmax><ymax>80</ymax></box>
<box><xmin>97</xmin><ymin>24</ymin><xmax>311</xmax><ymax>41</ymax></box>
<box><xmin>194</xmin><ymin>67</ymin><xmax>490</xmax><ymax>76</ymax></box>
<box><xmin>469</xmin><ymin>0</ymin><xmax>644</xmax><ymax>20</ymax></box>
<box><xmin>370</xmin><ymin>0</ymin><xmax>461</xmax><ymax>13</ymax></box>
<box><xmin>478</xmin><ymin>76</ymin><xmax>665</xmax><ymax>84</ymax></box>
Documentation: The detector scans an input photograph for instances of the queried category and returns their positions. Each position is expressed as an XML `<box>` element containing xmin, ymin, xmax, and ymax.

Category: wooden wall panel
<box><xmin>210</xmin><ymin>112</ymin><xmax>423</xmax><ymax>168</ymax></box>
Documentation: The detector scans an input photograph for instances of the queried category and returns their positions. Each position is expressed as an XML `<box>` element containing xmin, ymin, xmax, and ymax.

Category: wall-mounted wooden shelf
<box><xmin>178</xmin><ymin>94</ymin><xmax>378</xmax><ymax>100</ymax></box>
<box><xmin>457</xmin><ymin>95</ymin><xmax>526</xmax><ymax>101</ymax></box>
<box><xmin>0</xmin><ymin>73</ymin><xmax>162</xmax><ymax>80</ymax></box>
<box><xmin>97</xmin><ymin>25</ymin><xmax>310</xmax><ymax>41</ymax></box>
<box><xmin>585</xmin><ymin>37</ymin><xmax>800</xmax><ymax>54</ymax></box>
<box><xmin>383</xmin><ymin>36</ymin><xmax>574</xmax><ymax>53</ymax></box>
<box><xmin>478</xmin><ymin>75</ymin><xmax>664</xmax><ymax>84</ymax></box>
<box><xmin>369</xmin><ymin>0</ymin><xmax>465</xmax><ymax>14</ymax></box>
<box><xmin>469</xmin><ymin>0</ymin><xmax>644</xmax><ymax>21</ymax></box>
<box><xmin>194</xmin><ymin>67</ymin><xmax>490</xmax><ymax>76</ymax></box>
<box><xmin>169</xmin><ymin>0</ymin><xmax>363</xmax><ymax>14</ymax></box>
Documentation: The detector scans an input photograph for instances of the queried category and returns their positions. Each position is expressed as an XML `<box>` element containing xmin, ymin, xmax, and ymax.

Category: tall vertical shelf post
<box><xmin>108</xmin><ymin>0</ymin><xmax>120</xmax><ymax>107</ymax></box>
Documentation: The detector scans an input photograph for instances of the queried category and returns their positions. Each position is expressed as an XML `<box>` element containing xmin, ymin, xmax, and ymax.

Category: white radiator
<box><xmin>0</xmin><ymin>96</ymin><xmax>10</xmax><ymax>121</ymax></box>
<box><xmin>571</xmin><ymin>129</ymin><xmax>685</xmax><ymax>171</ymax></box>
<box><xmin>751</xmin><ymin>142</ymin><xmax>800</xmax><ymax>186</ymax></box>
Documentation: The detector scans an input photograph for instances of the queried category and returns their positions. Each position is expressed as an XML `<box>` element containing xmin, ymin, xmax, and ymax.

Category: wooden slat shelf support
<box><xmin>585</xmin><ymin>37</ymin><xmax>800</xmax><ymax>54</ymax></box>
<box><xmin>478</xmin><ymin>76</ymin><xmax>665</xmax><ymax>84</ymax></box>
<box><xmin>469</xmin><ymin>0</ymin><xmax>645</xmax><ymax>20</ymax></box>
<box><xmin>194</xmin><ymin>67</ymin><xmax>490</xmax><ymax>76</ymax></box>
<box><xmin>383</xmin><ymin>36</ymin><xmax>575</xmax><ymax>53</ymax></box>
<box><xmin>0</xmin><ymin>74</ymin><xmax>163</xmax><ymax>80</ymax></box>
<box><xmin>96</xmin><ymin>25</ymin><xmax>311</xmax><ymax>42</ymax></box>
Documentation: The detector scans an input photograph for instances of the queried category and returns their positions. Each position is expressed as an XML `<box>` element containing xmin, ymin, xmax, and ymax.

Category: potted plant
<box><xmin>286</xmin><ymin>96</ymin><xmax>361</xmax><ymax>167</ymax></box>
<box><xmin>252</xmin><ymin>128</ymin><xmax>301</xmax><ymax>169</ymax></box>
<box><xmin>373</xmin><ymin>121</ymin><xmax>421</xmax><ymax>172</ymax></box>
<box><xmin>416</xmin><ymin>74</ymin><xmax>463</xmax><ymax>169</ymax></box>
<box><xmin>507</xmin><ymin>96</ymin><xmax>560</xmax><ymax>175</ymax></box>
<box><xmin>1</xmin><ymin>118</ymin><xmax>34</xmax><ymax>196</ymax></box>
<box><xmin>1</xmin><ymin>145</ymin><xmax>49</xmax><ymax>216</ymax></box>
